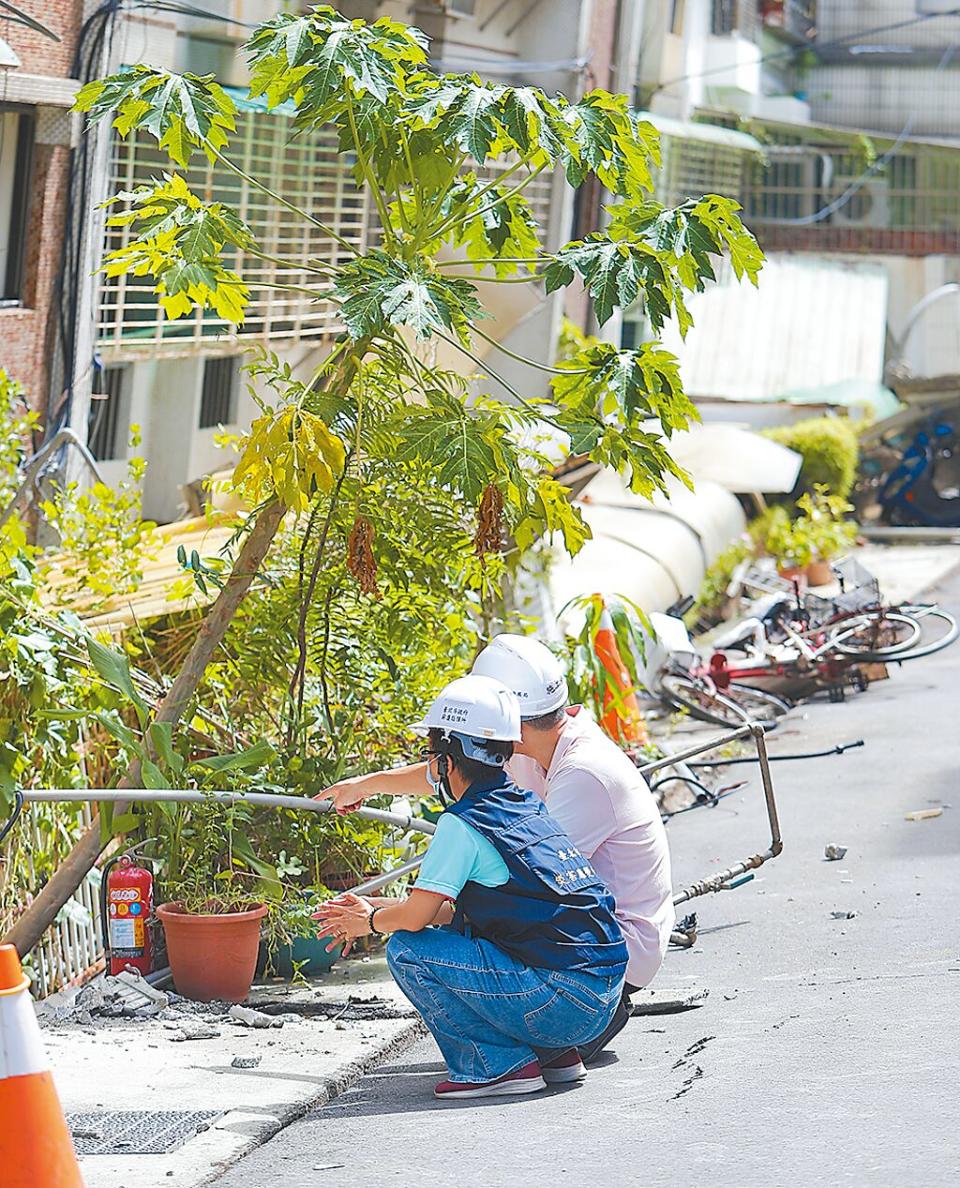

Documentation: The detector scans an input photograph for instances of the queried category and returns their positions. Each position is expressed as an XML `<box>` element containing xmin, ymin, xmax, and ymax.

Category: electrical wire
<box><xmin>688</xmin><ymin>739</ymin><xmax>865</xmax><ymax>768</ymax></box>
<box><xmin>47</xmin><ymin>0</ymin><xmax>121</xmax><ymax>448</ymax></box>
<box><xmin>48</xmin><ymin>0</ymin><xmax>256</xmax><ymax>448</ymax></box>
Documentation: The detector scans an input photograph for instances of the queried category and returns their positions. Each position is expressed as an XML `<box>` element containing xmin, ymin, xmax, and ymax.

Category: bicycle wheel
<box><xmin>725</xmin><ymin>682</ymin><xmax>793</xmax><ymax>724</ymax></box>
<box><xmin>659</xmin><ymin>673</ymin><xmax>771</xmax><ymax>730</ymax></box>
<box><xmin>831</xmin><ymin>611</ymin><xmax>921</xmax><ymax>658</ymax></box>
<box><xmin>865</xmin><ymin>606</ymin><xmax>959</xmax><ymax>662</ymax></box>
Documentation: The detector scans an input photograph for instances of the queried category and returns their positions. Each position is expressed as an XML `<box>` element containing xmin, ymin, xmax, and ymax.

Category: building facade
<box><xmin>76</xmin><ymin>0</ymin><xmax>582</xmax><ymax>520</ymax></box>
<box><xmin>0</xmin><ymin>2</ymin><xmax>80</xmax><ymax>420</ymax></box>
<box><xmin>629</xmin><ymin>1</ymin><xmax>960</xmax><ymax>396</ymax></box>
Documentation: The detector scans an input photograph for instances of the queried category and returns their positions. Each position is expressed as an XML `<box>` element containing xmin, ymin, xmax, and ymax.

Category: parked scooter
<box><xmin>879</xmin><ymin>419</ymin><xmax>960</xmax><ymax>527</ymax></box>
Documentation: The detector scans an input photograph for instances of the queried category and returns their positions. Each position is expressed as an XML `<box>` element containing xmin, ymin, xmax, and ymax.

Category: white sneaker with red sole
<box><xmin>434</xmin><ymin>1060</ymin><xmax>546</xmax><ymax>1099</ymax></box>
<box><xmin>541</xmin><ymin>1049</ymin><xmax>587</xmax><ymax>1084</ymax></box>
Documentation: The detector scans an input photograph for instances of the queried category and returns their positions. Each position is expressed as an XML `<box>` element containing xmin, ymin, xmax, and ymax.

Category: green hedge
<box><xmin>763</xmin><ymin>416</ymin><xmax>859</xmax><ymax>500</ymax></box>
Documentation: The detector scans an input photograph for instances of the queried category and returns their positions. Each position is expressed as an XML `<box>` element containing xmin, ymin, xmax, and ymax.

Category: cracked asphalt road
<box><xmin>216</xmin><ymin>570</ymin><xmax>960</xmax><ymax>1187</ymax></box>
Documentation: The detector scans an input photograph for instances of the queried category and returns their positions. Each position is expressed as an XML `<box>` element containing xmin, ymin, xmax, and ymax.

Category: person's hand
<box><xmin>311</xmin><ymin>892</ymin><xmax>374</xmax><ymax>956</ymax></box>
<box><xmin>314</xmin><ymin>775</ymin><xmax>372</xmax><ymax>815</ymax></box>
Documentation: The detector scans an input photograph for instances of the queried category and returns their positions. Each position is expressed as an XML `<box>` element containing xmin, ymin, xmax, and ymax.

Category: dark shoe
<box><xmin>579</xmin><ymin>998</ymin><xmax>632</xmax><ymax>1064</ymax></box>
<box><xmin>541</xmin><ymin>1048</ymin><xmax>587</xmax><ymax>1084</ymax></box>
<box><xmin>434</xmin><ymin>1060</ymin><xmax>546</xmax><ymax>1099</ymax></box>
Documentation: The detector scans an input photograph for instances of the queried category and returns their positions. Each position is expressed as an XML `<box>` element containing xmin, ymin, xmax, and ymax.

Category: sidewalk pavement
<box><xmin>38</xmin><ymin>957</ymin><xmax>424</xmax><ymax>1187</ymax></box>
<box><xmin>852</xmin><ymin>543</ymin><xmax>960</xmax><ymax>604</ymax></box>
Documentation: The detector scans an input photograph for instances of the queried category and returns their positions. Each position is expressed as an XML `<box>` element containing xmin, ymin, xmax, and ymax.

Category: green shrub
<box><xmin>692</xmin><ymin>536</ymin><xmax>753</xmax><ymax>621</ymax></box>
<box><xmin>764</xmin><ymin>416</ymin><xmax>859</xmax><ymax>499</ymax></box>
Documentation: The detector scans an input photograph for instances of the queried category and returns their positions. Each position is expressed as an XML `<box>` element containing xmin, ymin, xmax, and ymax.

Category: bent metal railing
<box><xmin>7</xmin><ymin>721</ymin><xmax>781</xmax><ymax>992</ymax></box>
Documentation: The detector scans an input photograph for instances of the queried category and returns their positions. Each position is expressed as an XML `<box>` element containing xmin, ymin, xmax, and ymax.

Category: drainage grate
<box><xmin>67</xmin><ymin>1110</ymin><xmax>221</xmax><ymax>1156</ymax></box>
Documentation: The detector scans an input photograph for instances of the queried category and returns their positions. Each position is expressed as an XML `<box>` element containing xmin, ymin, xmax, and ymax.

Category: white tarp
<box><xmin>661</xmin><ymin>422</ymin><xmax>802</xmax><ymax>493</ymax></box>
<box><xmin>548</xmin><ymin>472</ymin><xmax>747</xmax><ymax>615</ymax></box>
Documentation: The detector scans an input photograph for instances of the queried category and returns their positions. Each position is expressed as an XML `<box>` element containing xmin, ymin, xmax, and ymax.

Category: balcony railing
<box><xmin>742</xmin><ymin>138</ymin><xmax>960</xmax><ymax>256</ymax></box>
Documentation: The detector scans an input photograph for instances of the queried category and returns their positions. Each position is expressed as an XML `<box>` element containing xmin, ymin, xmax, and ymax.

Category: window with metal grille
<box><xmin>88</xmin><ymin>366</ymin><xmax>127</xmax><ymax>462</ymax></box>
<box><xmin>199</xmin><ymin>356</ymin><xmax>239</xmax><ymax>429</ymax></box>
<box><xmin>711</xmin><ymin>0</ymin><xmax>756</xmax><ymax>37</ymax></box>
<box><xmin>98</xmin><ymin>108</ymin><xmax>372</xmax><ymax>353</ymax></box>
<box><xmin>0</xmin><ymin>107</ymin><xmax>34</xmax><ymax>304</ymax></box>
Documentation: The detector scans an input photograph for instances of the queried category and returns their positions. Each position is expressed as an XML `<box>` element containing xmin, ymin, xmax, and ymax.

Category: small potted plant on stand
<box><xmin>798</xmin><ymin>486</ymin><xmax>857</xmax><ymax>587</ymax></box>
<box><xmin>763</xmin><ymin>505</ymin><xmax>813</xmax><ymax>584</ymax></box>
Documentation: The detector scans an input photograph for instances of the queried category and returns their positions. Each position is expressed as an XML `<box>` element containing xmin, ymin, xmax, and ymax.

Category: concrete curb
<box><xmin>199</xmin><ymin>1016</ymin><xmax>428</xmax><ymax>1185</ymax></box>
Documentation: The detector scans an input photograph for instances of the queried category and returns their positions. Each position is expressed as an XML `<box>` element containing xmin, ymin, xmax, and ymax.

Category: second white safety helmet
<box><xmin>471</xmin><ymin>633</ymin><xmax>568</xmax><ymax>719</ymax></box>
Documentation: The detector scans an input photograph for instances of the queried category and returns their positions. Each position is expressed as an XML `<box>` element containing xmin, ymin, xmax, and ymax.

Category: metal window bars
<box><xmin>95</xmin><ymin>112</ymin><xmax>557</xmax><ymax>363</ymax></box>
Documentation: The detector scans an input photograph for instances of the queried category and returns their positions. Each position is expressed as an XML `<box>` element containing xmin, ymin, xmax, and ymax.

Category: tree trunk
<box><xmin>2</xmin><ymin>499</ymin><xmax>284</xmax><ymax>958</ymax></box>
<box><xmin>4</xmin><ymin>340</ymin><xmax>369</xmax><ymax>961</ymax></box>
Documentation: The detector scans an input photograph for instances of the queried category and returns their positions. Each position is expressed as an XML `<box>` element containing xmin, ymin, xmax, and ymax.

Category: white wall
<box><xmin>111</xmin><ymin>342</ymin><xmax>326</xmax><ymax>523</ymax></box>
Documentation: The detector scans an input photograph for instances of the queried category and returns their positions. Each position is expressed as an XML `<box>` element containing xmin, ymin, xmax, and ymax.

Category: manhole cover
<box><xmin>67</xmin><ymin>1110</ymin><xmax>221</xmax><ymax>1156</ymax></box>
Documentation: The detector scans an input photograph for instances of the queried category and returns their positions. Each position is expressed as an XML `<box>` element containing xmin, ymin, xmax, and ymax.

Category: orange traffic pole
<box><xmin>593</xmin><ymin>605</ymin><xmax>649</xmax><ymax>746</ymax></box>
<box><xmin>0</xmin><ymin>944</ymin><xmax>84</xmax><ymax>1186</ymax></box>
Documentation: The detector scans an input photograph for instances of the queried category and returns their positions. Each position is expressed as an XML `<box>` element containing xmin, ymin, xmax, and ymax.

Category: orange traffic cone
<box><xmin>593</xmin><ymin>605</ymin><xmax>649</xmax><ymax>746</ymax></box>
<box><xmin>0</xmin><ymin>944</ymin><xmax>84</xmax><ymax>1186</ymax></box>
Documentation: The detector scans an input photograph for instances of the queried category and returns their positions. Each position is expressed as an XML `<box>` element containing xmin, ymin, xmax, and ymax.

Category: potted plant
<box><xmin>797</xmin><ymin>486</ymin><xmax>857</xmax><ymax>586</ymax></box>
<box><xmin>763</xmin><ymin>505</ymin><xmax>813</xmax><ymax>582</ymax></box>
<box><xmin>154</xmin><ymin>783</ymin><xmax>278</xmax><ymax>1003</ymax></box>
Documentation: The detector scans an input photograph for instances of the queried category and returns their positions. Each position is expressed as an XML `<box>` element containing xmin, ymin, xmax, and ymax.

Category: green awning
<box><xmin>638</xmin><ymin>111</ymin><xmax>764</xmax><ymax>156</ymax></box>
<box><xmin>779</xmin><ymin>378</ymin><xmax>901</xmax><ymax>420</ymax></box>
<box><xmin>223</xmin><ymin>85</ymin><xmax>296</xmax><ymax>117</ymax></box>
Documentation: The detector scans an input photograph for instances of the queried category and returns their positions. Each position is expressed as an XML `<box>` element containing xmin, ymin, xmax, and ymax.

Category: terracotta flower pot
<box><xmin>157</xmin><ymin>901</ymin><xmax>268</xmax><ymax>1003</ymax></box>
<box><xmin>805</xmin><ymin>558</ymin><xmax>834</xmax><ymax>587</ymax></box>
<box><xmin>777</xmin><ymin>565</ymin><xmax>806</xmax><ymax>587</ymax></box>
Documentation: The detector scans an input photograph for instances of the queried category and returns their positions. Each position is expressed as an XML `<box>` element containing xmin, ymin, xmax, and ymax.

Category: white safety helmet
<box><xmin>411</xmin><ymin>674</ymin><xmax>522</xmax><ymax>766</ymax></box>
<box><xmin>471</xmin><ymin>633</ymin><xmax>569</xmax><ymax>719</ymax></box>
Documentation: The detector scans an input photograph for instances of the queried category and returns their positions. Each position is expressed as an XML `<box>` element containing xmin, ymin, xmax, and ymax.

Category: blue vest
<box><xmin>445</xmin><ymin>773</ymin><xmax>628</xmax><ymax>977</ymax></box>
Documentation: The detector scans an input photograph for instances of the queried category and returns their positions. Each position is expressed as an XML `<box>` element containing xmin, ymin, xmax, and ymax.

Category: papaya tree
<box><xmin>4</xmin><ymin>5</ymin><xmax>762</xmax><ymax>956</ymax></box>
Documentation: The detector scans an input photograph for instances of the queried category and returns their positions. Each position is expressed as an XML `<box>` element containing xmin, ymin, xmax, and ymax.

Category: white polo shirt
<box><xmin>508</xmin><ymin>707</ymin><xmax>674</xmax><ymax>989</ymax></box>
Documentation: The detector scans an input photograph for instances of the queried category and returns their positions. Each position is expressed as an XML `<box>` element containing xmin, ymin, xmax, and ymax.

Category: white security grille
<box><xmin>656</xmin><ymin>136</ymin><xmax>752</xmax><ymax>207</ymax></box>
<box><xmin>97</xmin><ymin>114</ymin><xmax>558</xmax><ymax>359</ymax></box>
<box><xmin>97</xmin><ymin>109</ymin><xmax>374</xmax><ymax>358</ymax></box>
<box><xmin>22</xmin><ymin>802</ymin><xmax>105</xmax><ymax>998</ymax></box>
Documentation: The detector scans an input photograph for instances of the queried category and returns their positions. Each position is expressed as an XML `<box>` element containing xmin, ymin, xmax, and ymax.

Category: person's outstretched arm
<box><xmin>314</xmin><ymin>762</ymin><xmax>428</xmax><ymax>813</ymax></box>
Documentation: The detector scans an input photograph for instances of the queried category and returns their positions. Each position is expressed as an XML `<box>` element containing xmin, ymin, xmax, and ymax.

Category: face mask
<box><xmin>425</xmin><ymin>758</ymin><xmax>443</xmax><ymax>794</ymax></box>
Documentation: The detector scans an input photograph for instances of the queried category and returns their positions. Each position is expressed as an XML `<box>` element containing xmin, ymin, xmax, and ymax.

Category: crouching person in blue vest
<box><xmin>312</xmin><ymin>674</ymin><xmax>628</xmax><ymax>1100</ymax></box>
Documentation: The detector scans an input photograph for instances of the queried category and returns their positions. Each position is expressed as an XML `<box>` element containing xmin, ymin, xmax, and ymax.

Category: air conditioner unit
<box><xmin>828</xmin><ymin>176</ymin><xmax>890</xmax><ymax>229</ymax></box>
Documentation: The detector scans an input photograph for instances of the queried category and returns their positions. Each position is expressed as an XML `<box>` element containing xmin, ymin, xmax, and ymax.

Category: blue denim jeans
<box><xmin>386</xmin><ymin>927</ymin><xmax>624</xmax><ymax>1084</ymax></box>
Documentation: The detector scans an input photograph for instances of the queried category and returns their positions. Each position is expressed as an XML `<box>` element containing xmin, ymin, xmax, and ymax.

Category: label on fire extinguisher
<box><xmin>108</xmin><ymin>890</ymin><xmax>146</xmax><ymax>956</ymax></box>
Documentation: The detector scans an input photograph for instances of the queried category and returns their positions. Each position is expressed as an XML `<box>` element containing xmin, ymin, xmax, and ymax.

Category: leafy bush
<box><xmin>763</xmin><ymin>486</ymin><xmax>856</xmax><ymax>570</ymax></box>
<box><xmin>764</xmin><ymin>416</ymin><xmax>859</xmax><ymax>500</ymax></box>
<box><xmin>0</xmin><ymin>369</ymin><xmax>38</xmax><ymax>568</ymax></box>
<box><xmin>691</xmin><ymin>536</ymin><xmax>754</xmax><ymax>622</ymax></box>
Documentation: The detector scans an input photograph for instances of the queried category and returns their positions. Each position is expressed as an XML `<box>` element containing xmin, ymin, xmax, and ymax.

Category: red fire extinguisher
<box><xmin>104</xmin><ymin>855</ymin><xmax>154</xmax><ymax>977</ymax></box>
